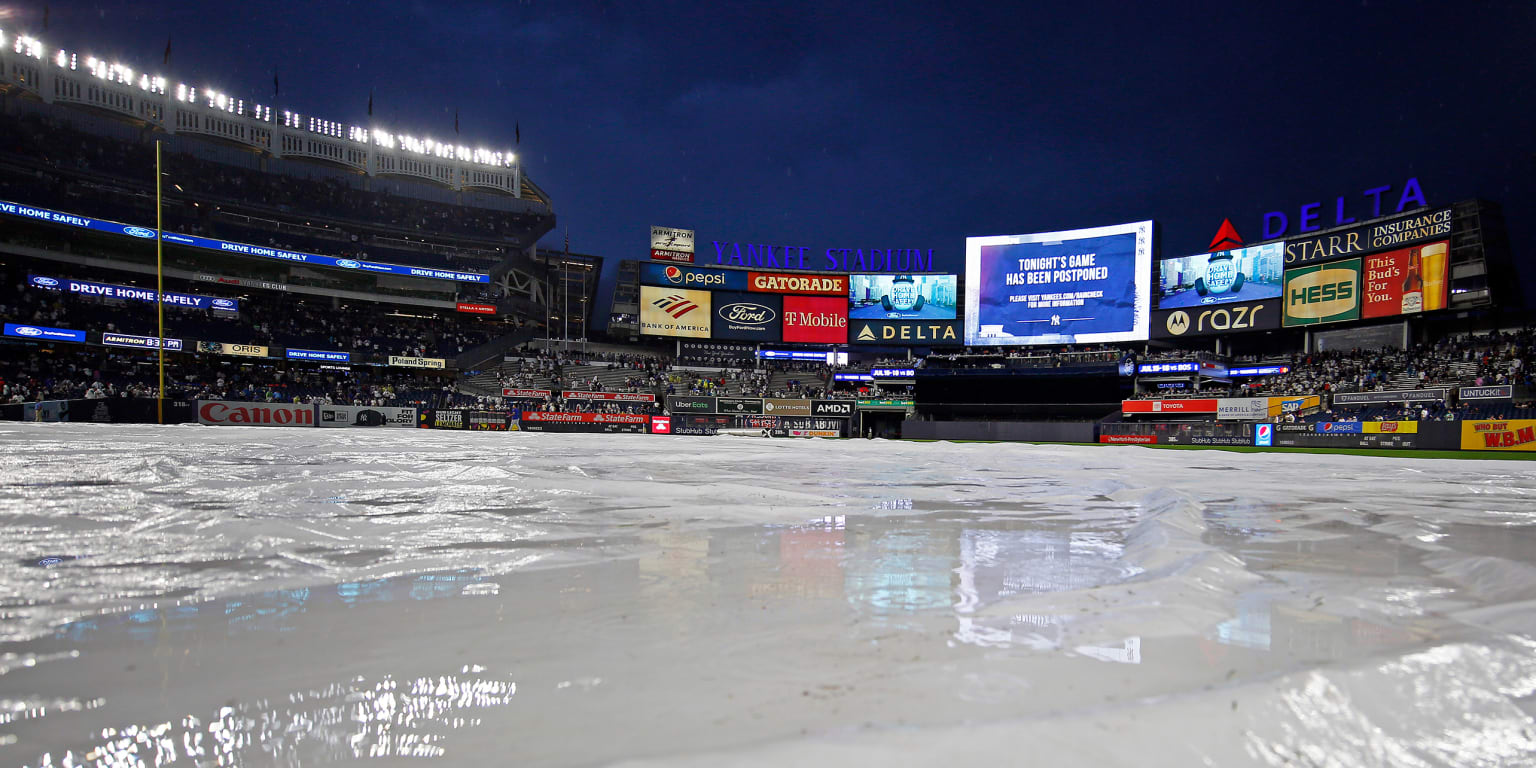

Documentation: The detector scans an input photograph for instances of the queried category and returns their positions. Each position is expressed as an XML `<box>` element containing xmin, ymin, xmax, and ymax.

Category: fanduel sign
<box><xmin>708</xmin><ymin>241</ymin><xmax>937</xmax><ymax>273</ymax></box>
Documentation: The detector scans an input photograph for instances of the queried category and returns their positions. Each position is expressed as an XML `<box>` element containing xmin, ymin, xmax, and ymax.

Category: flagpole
<box><xmin>155</xmin><ymin>140</ymin><xmax>165</xmax><ymax>424</ymax></box>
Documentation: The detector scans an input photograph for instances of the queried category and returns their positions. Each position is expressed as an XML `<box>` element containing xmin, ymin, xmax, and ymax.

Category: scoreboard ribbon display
<box><xmin>0</xmin><ymin>199</ymin><xmax>489</xmax><ymax>284</ymax></box>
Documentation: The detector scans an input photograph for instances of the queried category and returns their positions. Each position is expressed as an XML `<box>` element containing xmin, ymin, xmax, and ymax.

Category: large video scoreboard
<box><xmin>964</xmin><ymin>221</ymin><xmax>1154</xmax><ymax>346</ymax></box>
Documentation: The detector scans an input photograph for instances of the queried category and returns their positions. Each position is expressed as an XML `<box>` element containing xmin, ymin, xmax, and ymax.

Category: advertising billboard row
<box><xmin>1280</xmin><ymin>241</ymin><xmax>1448</xmax><ymax>328</ymax></box>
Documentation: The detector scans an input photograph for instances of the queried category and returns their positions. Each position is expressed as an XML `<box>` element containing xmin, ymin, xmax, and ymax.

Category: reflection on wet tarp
<box><xmin>20</xmin><ymin>670</ymin><xmax>516</xmax><ymax>768</ymax></box>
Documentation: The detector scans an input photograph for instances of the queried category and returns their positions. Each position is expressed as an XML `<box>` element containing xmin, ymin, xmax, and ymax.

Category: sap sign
<box><xmin>4</xmin><ymin>323</ymin><xmax>86</xmax><ymax>342</ymax></box>
<box><xmin>1261</xmin><ymin>178</ymin><xmax>1428</xmax><ymax>239</ymax></box>
<box><xmin>640</xmin><ymin>262</ymin><xmax>748</xmax><ymax>291</ymax></box>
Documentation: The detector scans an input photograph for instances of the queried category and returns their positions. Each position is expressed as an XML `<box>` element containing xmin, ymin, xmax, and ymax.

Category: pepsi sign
<box><xmin>1254</xmin><ymin>424</ymin><xmax>1273</xmax><ymax>447</ymax></box>
<box><xmin>639</xmin><ymin>262</ymin><xmax>748</xmax><ymax>291</ymax></box>
<box><xmin>711</xmin><ymin>292</ymin><xmax>781</xmax><ymax>341</ymax></box>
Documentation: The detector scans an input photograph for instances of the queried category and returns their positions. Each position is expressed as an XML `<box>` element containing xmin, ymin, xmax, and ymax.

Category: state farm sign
<box><xmin>197</xmin><ymin>400</ymin><xmax>315</xmax><ymax>427</ymax></box>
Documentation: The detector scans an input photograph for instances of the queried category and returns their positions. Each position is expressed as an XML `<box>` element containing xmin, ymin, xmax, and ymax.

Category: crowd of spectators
<box><xmin>0</xmin><ymin>109</ymin><xmax>547</xmax><ymax>273</ymax></box>
<box><xmin>0</xmin><ymin>345</ymin><xmax>473</xmax><ymax>408</ymax></box>
<box><xmin>3</xmin><ymin>261</ymin><xmax>515</xmax><ymax>360</ymax></box>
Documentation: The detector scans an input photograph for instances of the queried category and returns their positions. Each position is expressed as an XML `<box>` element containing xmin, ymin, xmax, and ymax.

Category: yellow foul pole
<box><xmin>156</xmin><ymin>141</ymin><xmax>165</xmax><ymax>424</ymax></box>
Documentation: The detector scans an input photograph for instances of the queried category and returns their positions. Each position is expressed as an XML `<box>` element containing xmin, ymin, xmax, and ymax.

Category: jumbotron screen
<box><xmin>1157</xmin><ymin>242</ymin><xmax>1283</xmax><ymax>310</ymax></box>
<box><xmin>964</xmin><ymin>221</ymin><xmax>1153</xmax><ymax>346</ymax></box>
<box><xmin>848</xmin><ymin>274</ymin><xmax>958</xmax><ymax>320</ymax></box>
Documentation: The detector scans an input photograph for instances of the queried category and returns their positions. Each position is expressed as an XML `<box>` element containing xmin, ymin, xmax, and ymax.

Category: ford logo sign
<box><xmin>212</xmin><ymin>299</ymin><xmax>236</xmax><ymax>309</ymax></box>
<box><xmin>15</xmin><ymin>326</ymin><xmax>44</xmax><ymax>337</ymax></box>
<box><xmin>32</xmin><ymin>277</ymin><xmax>59</xmax><ymax>287</ymax></box>
<box><xmin>719</xmin><ymin>302</ymin><xmax>775</xmax><ymax>326</ymax></box>
<box><xmin>124</xmin><ymin>226</ymin><xmax>157</xmax><ymax>239</ymax></box>
<box><xmin>335</xmin><ymin>259</ymin><xmax>361</xmax><ymax>269</ymax></box>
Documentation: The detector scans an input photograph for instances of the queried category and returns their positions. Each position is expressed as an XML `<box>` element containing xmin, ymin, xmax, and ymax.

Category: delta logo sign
<box><xmin>1212</xmin><ymin>178</ymin><xmax>1430</xmax><ymax>249</ymax></box>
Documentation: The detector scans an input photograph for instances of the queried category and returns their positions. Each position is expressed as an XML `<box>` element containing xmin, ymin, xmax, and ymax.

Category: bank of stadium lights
<box><xmin>3</xmin><ymin>27</ymin><xmax>516</xmax><ymax>168</ymax></box>
<box><xmin>12</xmin><ymin>33</ymin><xmax>43</xmax><ymax>59</ymax></box>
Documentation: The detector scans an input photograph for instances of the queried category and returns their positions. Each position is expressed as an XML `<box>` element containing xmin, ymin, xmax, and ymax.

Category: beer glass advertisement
<box><xmin>1360</xmin><ymin>240</ymin><xmax>1449</xmax><ymax>319</ymax></box>
<box><xmin>848</xmin><ymin>274</ymin><xmax>958</xmax><ymax>320</ymax></box>
<box><xmin>1157</xmin><ymin>242</ymin><xmax>1284</xmax><ymax>310</ymax></box>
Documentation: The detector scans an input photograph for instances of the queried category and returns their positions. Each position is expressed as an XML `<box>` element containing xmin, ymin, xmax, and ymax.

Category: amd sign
<box><xmin>1153</xmin><ymin>301</ymin><xmax>1277</xmax><ymax>339</ymax></box>
<box><xmin>810</xmin><ymin>400</ymin><xmax>855</xmax><ymax>417</ymax></box>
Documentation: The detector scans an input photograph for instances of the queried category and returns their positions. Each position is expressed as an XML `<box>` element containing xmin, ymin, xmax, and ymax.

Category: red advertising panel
<box><xmin>782</xmin><ymin>295</ymin><xmax>849</xmax><ymax>343</ymax></box>
<box><xmin>649</xmin><ymin>416</ymin><xmax>672</xmax><ymax>434</ymax></box>
<box><xmin>1120</xmin><ymin>399</ymin><xmax>1220</xmax><ymax>414</ymax></box>
<box><xmin>197</xmin><ymin>400</ymin><xmax>314</xmax><ymax>426</ymax></box>
<box><xmin>456</xmin><ymin>302</ymin><xmax>497</xmax><ymax>315</ymax></box>
<box><xmin>559</xmin><ymin>391</ymin><xmax>657</xmax><ymax>402</ymax></box>
<box><xmin>521</xmin><ymin>412</ymin><xmax>649</xmax><ymax>424</ymax></box>
<box><xmin>748</xmin><ymin>272</ymin><xmax>849</xmax><ymax>296</ymax></box>
<box><xmin>502</xmin><ymin>389</ymin><xmax>552</xmax><ymax>398</ymax></box>
<box><xmin>1360</xmin><ymin>240</ymin><xmax>1449</xmax><ymax>319</ymax></box>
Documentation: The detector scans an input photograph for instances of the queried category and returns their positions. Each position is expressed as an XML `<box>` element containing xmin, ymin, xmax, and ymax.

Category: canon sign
<box><xmin>197</xmin><ymin>400</ymin><xmax>315</xmax><ymax>427</ymax></box>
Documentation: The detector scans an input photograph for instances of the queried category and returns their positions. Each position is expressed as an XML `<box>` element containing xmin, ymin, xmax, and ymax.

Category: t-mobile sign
<box><xmin>782</xmin><ymin>295</ymin><xmax>848</xmax><ymax>343</ymax></box>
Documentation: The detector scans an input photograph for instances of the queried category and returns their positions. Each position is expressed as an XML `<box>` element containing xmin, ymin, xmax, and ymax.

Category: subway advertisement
<box><xmin>965</xmin><ymin>220</ymin><xmax>1153</xmax><ymax>346</ymax></box>
<box><xmin>1282</xmin><ymin>258</ymin><xmax>1361</xmax><ymax>327</ymax></box>
<box><xmin>1157</xmin><ymin>243</ymin><xmax>1284</xmax><ymax>310</ymax></box>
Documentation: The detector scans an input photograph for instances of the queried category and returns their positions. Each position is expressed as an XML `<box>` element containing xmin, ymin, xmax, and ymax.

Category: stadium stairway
<box><xmin>559</xmin><ymin>364</ymin><xmax>657</xmax><ymax>393</ymax></box>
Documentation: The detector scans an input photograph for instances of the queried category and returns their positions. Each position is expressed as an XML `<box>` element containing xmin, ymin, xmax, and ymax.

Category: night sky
<box><xmin>11</xmin><ymin>1</ymin><xmax>1536</xmax><ymax>327</ymax></box>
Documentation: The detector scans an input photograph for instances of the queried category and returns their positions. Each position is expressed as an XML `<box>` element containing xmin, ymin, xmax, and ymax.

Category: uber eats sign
<box><xmin>1282</xmin><ymin>258</ymin><xmax>1361</xmax><ymax>327</ymax></box>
